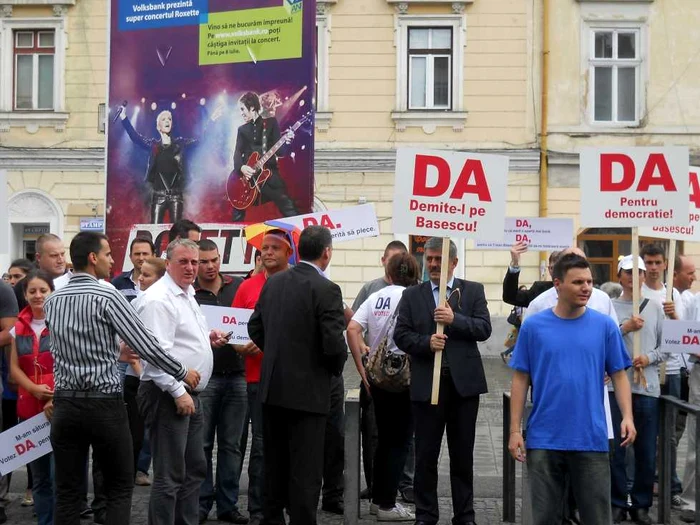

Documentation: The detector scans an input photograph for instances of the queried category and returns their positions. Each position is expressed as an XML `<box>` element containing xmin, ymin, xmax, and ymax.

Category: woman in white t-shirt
<box><xmin>347</xmin><ymin>253</ymin><xmax>420</xmax><ymax>522</ymax></box>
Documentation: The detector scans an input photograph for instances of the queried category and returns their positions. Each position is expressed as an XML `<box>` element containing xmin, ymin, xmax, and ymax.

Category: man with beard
<box><xmin>231</xmin><ymin>230</ymin><xmax>294</xmax><ymax>525</ymax></box>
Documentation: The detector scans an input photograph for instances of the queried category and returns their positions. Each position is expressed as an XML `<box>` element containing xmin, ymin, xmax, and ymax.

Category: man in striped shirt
<box><xmin>44</xmin><ymin>231</ymin><xmax>200</xmax><ymax>525</ymax></box>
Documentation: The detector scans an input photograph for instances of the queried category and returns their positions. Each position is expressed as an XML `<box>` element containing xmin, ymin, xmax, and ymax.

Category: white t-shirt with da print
<box><xmin>351</xmin><ymin>285</ymin><xmax>406</xmax><ymax>356</ymax></box>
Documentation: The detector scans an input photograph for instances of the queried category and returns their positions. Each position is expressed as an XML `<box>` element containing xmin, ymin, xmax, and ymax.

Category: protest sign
<box><xmin>284</xmin><ymin>204</ymin><xmax>379</xmax><ymax>243</ymax></box>
<box><xmin>662</xmin><ymin>319</ymin><xmax>700</xmax><ymax>354</ymax></box>
<box><xmin>580</xmin><ymin>147</ymin><xmax>690</xmax><ymax>227</ymax></box>
<box><xmin>475</xmin><ymin>217</ymin><xmax>573</xmax><ymax>251</ymax></box>
<box><xmin>106</xmin><ymin>0</ymin><xmax>316</xmax><ymax>276</ymax></box>
<box><xmin>200</xmin><ymin>305</ymin><xmax>253</xmax><ymax>344</ymax></box>
<box><xmin>639</xmin><ymin>168</ymin><xmax>700</xmax><ymax>241</ymax></box>
<box><xmin>0</xmin><ymin>413</ymin><xmax>51</xmax><ymax>475</ymax></box>
<box><xmin>393</xmin><ymin>148</ymin><xmax>509</xmax><ymax>240</ymax></box>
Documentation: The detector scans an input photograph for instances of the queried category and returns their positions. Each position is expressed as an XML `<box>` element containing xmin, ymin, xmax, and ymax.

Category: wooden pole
<box><xmin>632</xmin><ymin>229</ymin><xmax>643</xmax><ymax>385</ymax></box>
<box><xmin>430</xmin><ymin>237</ymin><xmax>451</xmax><ymax>405</ymax></box>
<box><xmin>659</xmin><ymin>239</ymin><xmax>677</xmax><ymax>385</ymax></box>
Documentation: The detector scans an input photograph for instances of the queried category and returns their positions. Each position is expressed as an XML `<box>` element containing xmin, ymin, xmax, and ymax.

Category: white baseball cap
<box><xmin>617</xmin><ymin>255</ymin><xmax>646</xmax><ymax>273</ymax></box>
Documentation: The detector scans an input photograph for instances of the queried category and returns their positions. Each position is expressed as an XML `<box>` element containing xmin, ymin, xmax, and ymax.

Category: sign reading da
<box><xmin>580</xmin><ymin>147</ymin><xmax>690</xmax><ymax>227</ymax></box>
<box><xmin>639</xmin><ymin>167</ymin><xmax>700</xmax><ymax>242</ymax></box>
<box><xmin>393</xmin><ymin>148</ymin><xmax>509</xmax><ymax>240</ymax></box>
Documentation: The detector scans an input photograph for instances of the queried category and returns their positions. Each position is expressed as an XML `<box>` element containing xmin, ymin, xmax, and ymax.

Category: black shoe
<box><xmin>0</xmin><ymin>508</ymin><xmax>6</xmax><ymax>525</ymax></box>
<box><xmin>80</xmin><ymin>507</ymin><xmax>94</xmax><ymax>519</ymax></box>
<box><xmin>629</xmin><ymin>508</ymin><xmax>652</xmax><ymax>525</ymax></box>
<box><xmin>321</xmin><ymin>501</ymin><xmax>344</xmax><ymax>515</ymax></box>
<box><xmin>681</xmin><ymin>509</ymin><xmax>696</xmax><ymax>523</ymax></box>
<box><xmin>400</xmin><ymin>487</ymin><xmax>415</xmax><ymax>504</ymax></box>
<box><xmin>360</xmin><ymin>487</ymin><xmax>372</xmax><ymax>500</ymax></box>
<box><xmin>414</xmin><ymin>521</ymin><xmax>437</xmax><ymax>525</ymax></box>
<box><xmin>612</xmin><ymin>506</ymin><xmax>626</xmax><ymax>524</ymax></box>
<box><xmin>218</xmin><ymin>509</ymin><xmax>249</xmax><ymax>524</ymax></box>
<box><xmin>93</xmin><ymin>511</ymin><xmax>106</xmax><ymax>525</ymax></box>
<box><xmin>199</xmin><ymin>513</ymin><xmax>208</xmax><ymax>524</ymax></box>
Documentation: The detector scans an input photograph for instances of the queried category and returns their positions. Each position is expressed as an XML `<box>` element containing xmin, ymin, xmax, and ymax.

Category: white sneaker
<box><xmin>370</xmin><ymin>503</ymin><xmax>378</xmax><ymax>515</ymax></box>
<box><xmin>376</xmin><ymin>504</ymin><xmax>415</xmax><ymax>522</ymax></box>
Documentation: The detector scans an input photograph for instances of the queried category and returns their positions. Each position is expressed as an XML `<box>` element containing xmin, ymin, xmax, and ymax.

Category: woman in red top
<box><xmin>10</xmin><ymin>269</ymin><xmax>55</xmax><ymax>525</ymax></box>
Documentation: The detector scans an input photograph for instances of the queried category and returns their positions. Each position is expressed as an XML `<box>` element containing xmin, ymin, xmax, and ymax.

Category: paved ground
<box><xmin>3</xmin><ymin>357</ymin><xmax>695</xmax><ymax>524</ymax></box>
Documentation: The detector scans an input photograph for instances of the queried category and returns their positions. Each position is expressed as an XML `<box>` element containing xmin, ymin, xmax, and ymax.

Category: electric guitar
<box><xmin>226</xmin><ymin>112</ymin><xmax>311</xmax><ymax>210</ymax></box>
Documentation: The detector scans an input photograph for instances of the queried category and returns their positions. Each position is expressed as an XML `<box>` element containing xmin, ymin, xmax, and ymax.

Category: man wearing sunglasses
<box><xmin>394</xmin><ymin>237</ymin><xmax>491</xmax><ymax>525</ymax></box>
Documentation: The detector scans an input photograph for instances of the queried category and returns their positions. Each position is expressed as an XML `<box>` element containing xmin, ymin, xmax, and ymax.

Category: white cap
<box><xmin>617</xmin><ymin>255</ymin><xmax>646</xmax><ymax>273</ymax></box>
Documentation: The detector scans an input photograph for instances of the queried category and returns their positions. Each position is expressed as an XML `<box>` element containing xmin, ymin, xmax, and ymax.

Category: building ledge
<box><xmin>386</xmin><ymin>0</ymin><xmax>473</xmax><ymax>14</ymax></box>
<box><xmin>0</xmin><ymin>111</ymin><xmax>69</xmax><ymax>133</ymax></box>
<box><xmin>315</xmin><ymin>111</ymin><xmax>333</xmax><ymax>132</ymax></box>
<box><xmin>1</xmin><ymin>0</ymin><xmax>75</xmax><ymax>4</ymax></box>
<box><xmin>391</xmin><ymin>111</ymin><xmax>468</xmax><ymax>133</ymax></box>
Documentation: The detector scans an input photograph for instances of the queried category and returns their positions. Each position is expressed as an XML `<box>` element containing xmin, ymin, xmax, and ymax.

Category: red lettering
<box><xmin>412</xmin><ymin>155</ymin><xmax>450</xmax><ymax>197</ymax></box>
<box><xmin>600</xmin><ymin>153</ymin><xmax>635</xmax><ymax>191</ymax></box>
<box><xmin>302</xmin><ymin>217</ymin><xmax>318</xmax><ymax>228</ymax></box>
<box><xmin>451</xmin><ymin>160</ymin><xmax>492</xmax><ymax>201</ymax></box>
<box><xmin>637</xmin><ymin>154</ymin><xmax>677</xmax><ymax>192</ymax></box>
<box><xmin>319</xmin><ymin>214</ymin><xmax>335</xmax><ymax>228</ymax></box>
<box><xmin>14</xmin><ymin>444</ymin><xmax>25</xmax><ymax>455</ymax></box>
<box><xmin>516</xmin><ymin>219</ymin><xmax>530</xmax><ymax>228</ymax></box>
<box><xmin>683</xmin><ymin>335</ymin><xmax>700</xmax><ymax>345</ymax></box>
<box><xmin>516</xmin><ymin>234</ymin><xmax>530</xmax><ymax>243</ymax></box>
<box><xmin>690</xmin><ymin>171</ymin><xmax>700</xmax><ymax>209</ymax></box>
<box><xmin>25</xmin><ymin>440</ymin><xmax>35</xmax><ymax>452</ymax></box>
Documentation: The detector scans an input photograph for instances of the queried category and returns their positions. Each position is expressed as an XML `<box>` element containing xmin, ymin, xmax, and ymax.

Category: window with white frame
<box><xmin>408</xmin><ymin>27</ymin><xmax>452</xmax><ymax>110</ymax></box>
<box><xmin>589</xmin><ymin>28</ymin><xmax>641</xmax><ymax>124</ymax></box>
<box><xmin>14</xmin><ymin>29</ymin><xmax>55</xmax><ymax>110</ymax></box>
<box><xmin>315</xmin><ymin>14</ymin><xmax>330</xmax><ymax>114</ymax></box>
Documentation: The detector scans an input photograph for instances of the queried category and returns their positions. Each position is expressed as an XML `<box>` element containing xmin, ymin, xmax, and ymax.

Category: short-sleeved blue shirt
<box><xmin>509</xmin><ymin>308</ymin><xmax>631</xmax><ymax>452</ymax></box>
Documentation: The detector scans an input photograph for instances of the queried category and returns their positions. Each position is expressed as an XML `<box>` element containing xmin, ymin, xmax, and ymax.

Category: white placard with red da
<box><xmin>474</xmin><ymin>217</ymin><xmax>573</xmax><ymax>251</ymax></box>
<box><xmin>393</xmin><ymin>148</ymin><xmax>509</xmax><ymax>239</ymax></box>
<box><xmin>639</xmin><ymin>168</ymin><xmax>700</xmax><ymax>241</ymax></box>
<box><xmin>200</xmin><ymin>306</ymin><xmax>253</xmax><ymax>345</ymax></box>
<box><xmin>662</xmin><ymin>319</ymin><xmax>700</xmax><ymax>354</ymax></box>
<box><xmin>580</xmin><ymin>147</ymin><xmax>690</xmax><ymax>227</ymax></box>
<box><xmin>0</xmin><ymin>413</ymin><xmax>52</xmax><ymax>475</ymax></box>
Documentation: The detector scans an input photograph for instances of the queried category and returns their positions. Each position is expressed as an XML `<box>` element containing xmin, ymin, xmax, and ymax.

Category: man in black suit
<box><xmin>231</xmin><ymin>92</ymin><xmax>298</xmax><ymax>222</ymax></box>
<box><xmin>248</xmin><ymin>225</ymin><xmax>347</xmax><ymax>525</ymax></box>
<box><xmin>394</xmin><ymin>237</ymin><xmax>491</xmax><ymax>525</ymax></box>
<box><xmin>502</xmin><ymin>241</ymin><xmax>558</xmax><ymax>307</ymax></box>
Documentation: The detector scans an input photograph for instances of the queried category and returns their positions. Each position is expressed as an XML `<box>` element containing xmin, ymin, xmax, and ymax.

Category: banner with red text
<box><xmin>393</xmin><ymin>148</ymin><xmax>509</xmax><ymax>239</ymax></box>
<box><xmin>200</xmin><ymin>305</ymin><xmax>252</xmax><ymax>344</ymax></box>
<box><xmin>475</xmin><ymin>217</ymin><xmax>573</xmax><ymax>251</ymax></box>
<box><xmin>0</xmin><ymin>413</ymin><xmax>51</xmax><ymax>475</ymax></box>
<box><xmin>120</xmin><ymin>204</ymin><xmax>379</xmax><ymax>273</ymax></box>
<box><xmin>580</xmin><ymin>147</ymin><xmax>690</xmax><ymax>227</ymax></box>
<box><xmin>639</xmin><ymin>168</ymin><xmax>700</xmax><ymax>242</ymax></box>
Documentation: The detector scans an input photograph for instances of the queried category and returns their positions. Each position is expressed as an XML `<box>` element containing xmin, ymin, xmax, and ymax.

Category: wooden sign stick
<box><xmin>632</xmin><ymin>228</ymin><xmax>643</xmax><ymax>385</ymax></box>
<box><xmin>430</xmin><ymin>237</ymin><xmax>451</xmax><ymax>405</ymax></box>
<box><xmin>659</xmin><ymin>239</ymin><xmax>677</xmax><ymax>385</ymax></box>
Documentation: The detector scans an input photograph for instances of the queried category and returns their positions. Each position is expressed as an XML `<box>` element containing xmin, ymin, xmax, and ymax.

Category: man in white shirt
<box><xmin>137</xmin><ymin>238</ymin><xmax>228</xmax><ymax>525</ymax></box>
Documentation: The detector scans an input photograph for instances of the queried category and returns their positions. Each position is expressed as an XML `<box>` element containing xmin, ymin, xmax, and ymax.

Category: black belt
<box><xmin>153</xmin><ymin>189</ymin><xmax>182</xmax><ymax>197</ymax></box>
<box><xmin>54</xmin><ymin>390</ymin><xmax>122</xmax><ymax>400</ymax></box>
<box><xmin>185</xmin><ymin>387</ymin><xmax>200</xmax><ymax>397</ymax></box>
<box><xmin>212</xmin><ymin>370</ymin><xmax>244</xmax><ymax>377</ymax></box>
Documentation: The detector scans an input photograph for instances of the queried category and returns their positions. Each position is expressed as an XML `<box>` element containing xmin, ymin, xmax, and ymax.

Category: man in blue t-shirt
<box><xmin>508</xmin><ymin>253</ymin><xmax>635</xmax><ymax>525</ymax></box>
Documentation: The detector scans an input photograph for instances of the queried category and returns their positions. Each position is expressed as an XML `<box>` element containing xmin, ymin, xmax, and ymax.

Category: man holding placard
<box><xmin>610</xmin><ymin>255</ymin><xmax>667</xmax><ymax>524</ymax></box>
<box><xmin>394</xmin><ymin>237</ymin><xmax>491</xmax><ymax>525</ymax></box>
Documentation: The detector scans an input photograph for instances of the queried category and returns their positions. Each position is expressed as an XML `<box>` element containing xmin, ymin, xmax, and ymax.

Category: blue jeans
<box><xmin>30</xmin><ymin>452</ymin><xmax>54</xmax><ymax>525</ymax></box>
<box><xmin>610</xmin><ymin>392</ymin><xmax>659</xmax><ymax>510</ymax></box>
<box><xmin>137</xmin><ymin>432</ymin><xmax>151</xmax><ymax>475</ymax></box>
<box><xmin>247</xmin><ymin>382</ymin><xmax>264</xmax><ymax>519</ymax></box>
<box><xmin>199</xmin><ymin>373</ymin><xmax>248</xmax><ymax>518</ymax></box>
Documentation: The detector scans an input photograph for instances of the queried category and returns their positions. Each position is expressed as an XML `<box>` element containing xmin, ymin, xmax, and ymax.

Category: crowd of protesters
<box><xmin>2</xmin><ymin>223</ymin><xmax>700</xmax><ymax>525</ymax></box>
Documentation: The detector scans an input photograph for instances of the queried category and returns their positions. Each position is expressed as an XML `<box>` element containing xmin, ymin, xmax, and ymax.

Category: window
<box><xmin>14</xmin><ymin>29</ymin><xmax>55</xmax><ymax>110</ymax></box>
<box><xmin>392</xmin><ymin>14</ymin><xmax>466</xmax><ymax>132</ymax></box>
<box><xmin>589</xmin><ymin>28</ymin><xmax>641</xmax><ymax>125</ymax></box>
<box><xmin>578</xmin><ymin>228</ymin><xmax>674</xmax><ymax>286</ymax></box>
<box><xmin>408</xmin><ymin>27</ymin><xmax>452</xmax><ymax>110</ymax></box>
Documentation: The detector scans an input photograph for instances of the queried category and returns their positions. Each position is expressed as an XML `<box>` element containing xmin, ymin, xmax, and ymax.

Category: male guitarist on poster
<box><xmin>231</xmin><ymin>91</ymin><xmax>299</xmax><ymax>222</ymax></box>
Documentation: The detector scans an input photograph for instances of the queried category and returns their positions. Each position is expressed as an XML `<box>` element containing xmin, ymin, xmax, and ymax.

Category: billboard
<box><xmin>106</xmin><ymin>0</ymin><xmax>315</xmax><ymax>273</ymax></box>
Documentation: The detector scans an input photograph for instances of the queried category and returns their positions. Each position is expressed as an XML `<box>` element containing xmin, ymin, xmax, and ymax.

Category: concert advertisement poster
<box><xmin>105</xmin><ymin>0</ymin><xmax>315</xmax><ymax>273</ymax></box>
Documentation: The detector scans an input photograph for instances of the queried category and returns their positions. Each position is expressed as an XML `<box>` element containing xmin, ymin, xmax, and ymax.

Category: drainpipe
<box><xmin>539</xmin><ymin>0</ymin><xmax>550</xmax><ymax>278</ymax></box>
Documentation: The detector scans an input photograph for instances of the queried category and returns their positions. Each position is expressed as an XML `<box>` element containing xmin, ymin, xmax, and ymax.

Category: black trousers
<box><xmin>124</xmin><ymin>376</ymin><xmax>145</xmax><ymax>478</ymax></box>
<box><xmin>51</xmin><ymin>397</ymin><xmax>134</xmax><ymax>525</ymax></box>
<box><xmin>360</xmin><ymin>383</ymin><xmax>378</xmax><ymax>491</ymax></box>
<box><xmin>322</xmin><ymin>375</ymin><xmax>345</xmax><ymax>505</ymax></box>
<box><xmin>151</xmin><ymin>191</ymin><xmax>183</xmax><ymax>224</ymax></box>
<box><xmin>413</xmin><ymin>372</ymin><xmax>479</xmax><ymax>524</ymax></box>
<box><xmin>262</xmin><ymin>404</ymin><xmax>326</xmax><ymax>525</ymax></box>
